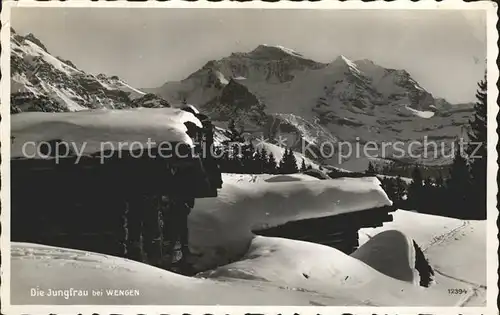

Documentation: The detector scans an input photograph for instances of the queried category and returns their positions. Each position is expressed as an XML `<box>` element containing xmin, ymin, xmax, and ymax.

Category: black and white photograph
<box><xmin>1</xmin><ymin>1</ymin><xmax>497</xmax><ymax>312</ymax></box>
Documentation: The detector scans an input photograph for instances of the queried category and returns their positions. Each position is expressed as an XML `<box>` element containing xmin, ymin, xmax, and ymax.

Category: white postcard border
<box><xmin>1</xmin><ymin>1</ymin><xmax>498</xmax><ymax>314</ymax></box>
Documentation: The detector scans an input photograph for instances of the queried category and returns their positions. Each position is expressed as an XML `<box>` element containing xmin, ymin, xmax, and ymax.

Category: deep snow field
<box><xmin>10</xmin><ymin>174</ymin><xmax>487</xmax><ymax>306</ymax></box>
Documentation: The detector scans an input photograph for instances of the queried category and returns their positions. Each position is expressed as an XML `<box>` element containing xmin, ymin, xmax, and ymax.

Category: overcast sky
<box><xmin>11</xmin><ymin>8</ymin><xmax>486</xmax><ymax>103</ymax></box>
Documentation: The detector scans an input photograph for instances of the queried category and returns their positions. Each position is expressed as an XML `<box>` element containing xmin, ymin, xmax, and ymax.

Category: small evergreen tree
<box><xmin>241</xmin><ymin>143</ymin><xmax>257</xmax><ymax>173</ymax></box>
<box><xmin>266</xmin><ymin>152</ymin><xmax>278</xmax><ymax>174</ymax></box>
<box><xmin>395</xmin><ymin>176</ymin><xmax>406</xmax><ymax>203</ymax></box>
<box><xmin>279</xmin><ymin>149</ymin><xmax>299</xmax><ymax>174</ymax></box>
<box><xmin>256</xmin><ymin>147</ymin><xmax>268</xmax><ymax>174</ymax></box>
<box><xmin>466</xmin><ymin>75</ymin><xmax>487</xmax><ymax>219</ymax></box>
<box><xmin>424</xmin><ymin>177</ymin><xmax>434</xmax><ymax>188</ymax></box>
<box><xmin>229</xmin><ymin>142</ymin><xmax>243</xmax><ymax>172</ymax></box>
<box><xmin>381</xmin><ymin>177</ymin><xmax>397</xmax><ymax>202</ymax></box>
<box><xmin>366</xmin><ymin>161</ymin><xmax>376</xmax><ymax>175</ymax></box>
<box><xmin>408</xmin><ymin>165</ymin><xmax>424</xmax><ymax>210</ymax></box>
<box><xmin>287</xmin><ymin>150</ymin><xmax>299</xmax><ymax>174</ymax></box>
<box><xmin>300</xmin><ymin>159</ymin><xmax>307</xmax><ymax>172</ymax></box>
<box><xmin>228</xmin><ymin>119</ymin><xmax>244</xmax><ymax>143</ymax></box>
<box><xmin>446</xmin><ymin>142</ymin><xmax>472</xmax><ymax>218</ymax></box>
<box><xmin>435</xmin><ymin>172</ymin><xmax>444</xmax><ymax>189</ymax></box>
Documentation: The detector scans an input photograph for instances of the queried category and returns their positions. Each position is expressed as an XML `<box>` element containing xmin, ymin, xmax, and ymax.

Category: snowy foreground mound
<box><xmin>12</xmin><ymin>219</ymin><xmax>484</xmax><ymax>306</ymax></box>
<box><xmin>10</xmin><ymin>178</ymin><xmax>486</xmax><ymax>306</ymax></box>
<box><xmin>200</xmin><ymin>235</ymin><xmax>432</xmax><ymax>306</ymax></box>
<box><xmin>10</xmin><ymin>243</ymin><xmax>346</xmax><ymax>305</ymax></box>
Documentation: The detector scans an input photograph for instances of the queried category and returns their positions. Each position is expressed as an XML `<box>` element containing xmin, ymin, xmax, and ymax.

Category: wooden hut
<box><xmin>254</xmin><ymin>199</ymin><xmax>396</xmax><ymax>254</ymax></box>
<box><xmin>10</xmin><ymin>107</ymin><xmax>222</xmax><ymax>274</ymax></box>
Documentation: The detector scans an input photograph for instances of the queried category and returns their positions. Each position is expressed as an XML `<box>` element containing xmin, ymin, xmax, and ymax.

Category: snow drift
<box><xmin>359</xmin><ymin>210</ymin><xmax>486</xmax><ymax>286</ymax></box>
<box><xmin>198</xmin><ymin>234</ymin><xmax>474</xmax><ymax>306</ymax></box>
<box><xmin>9</xmin><ymin>208</ymin><xmax>486</xmax><ymax>306</ymax></box>
<box><xmin>9</xmin><ymin>242</ymin><xmax>346</xmax><ymax>306</ymax></box>
<box><xmin>359</xmin><ymin>210</ymin><xmax>487</xmax><ymax>306</ymax></box>
<box><xmin>199</xmin><ymin>235</ymin><xmax>425</xmax><ymax>306</ymax></box>
<box><xmin>351</xmin><ymin>230</ymin><xmax>420</xmax><ymax>285</ymax></box>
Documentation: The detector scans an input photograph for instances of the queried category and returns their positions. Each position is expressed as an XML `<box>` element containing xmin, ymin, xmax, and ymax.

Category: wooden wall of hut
<box><xmin>253</xmin><ymin>206</ymin><xmax>395</xmax><ymax>254</ymax></box>
<box><xmin>10</xmin><ymin>154</ymin><xmax>214</xmax><ymax>275</ymax></box>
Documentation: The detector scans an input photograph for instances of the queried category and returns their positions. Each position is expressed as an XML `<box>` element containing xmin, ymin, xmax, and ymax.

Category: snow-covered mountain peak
<box><xmin>149</xmin><ymin>45</ymin><xmax>474</xmax><ymax>166</ymax></box>
<box><xmin>339</xmin><ymin>55</ymin><xmax>356</xmax><ymax>65</ymax></box>
<box><xmin>249</xmin><ymin>44</ymin><xmax>305</xmax><ymax>60</ymax></box>
<box><xmin>328</xmin><ymin>55</ymin><xmax>363</xmax><ymax>77</ymax></box>
<box><xmin>260</xmin><ymin>44</ymin><xmax>305</xmax><ymax>58</ymax></box>
<box><xmin>23</xmin><ymin>32</ymin><xmax>50</xmax><ymax>53</ymax></box>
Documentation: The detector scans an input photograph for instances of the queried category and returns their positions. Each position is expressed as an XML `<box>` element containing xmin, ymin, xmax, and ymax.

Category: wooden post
<box><xmin>158</xmin><ymin>194</ymin><xmax>194</xmax><ymax>274</ymax></box>
<box><xmin>125</xmin><ymin>195</ymin><xmax>144</xmax><ymax>262</ymax></box>
<box><xmin>142</xmin><ymin>195</ymin><xmax>163</xmax><ymax>266</ymax></box>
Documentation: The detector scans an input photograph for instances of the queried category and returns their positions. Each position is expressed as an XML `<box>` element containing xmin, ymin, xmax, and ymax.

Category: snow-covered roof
<box><xmin>190</xmin><ymin>176</ymin><xmax>393</xmax><ymax>259</ymax></box>
<box><xmin>11</xmin><ymin>107</ymin><xmax>202</xmax><ymax>159</ymax></box>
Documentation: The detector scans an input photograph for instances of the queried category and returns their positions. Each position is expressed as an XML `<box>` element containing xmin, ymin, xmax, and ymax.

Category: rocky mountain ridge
<box><xmin>10</xmin><ymin>29</ymin><xmax>169</xmax><ymax>113</ymax></box>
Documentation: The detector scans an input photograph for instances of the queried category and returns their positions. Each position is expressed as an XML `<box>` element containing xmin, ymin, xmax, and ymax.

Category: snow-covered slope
<box><xmin>8</xmin><ymin>193</ymin><xmax>486</xmax><ymax>307</ymax></box>
<box><xmin>9</xmin><ymin>242</ymin><xmax>349</xmax><ymax>306</ymax></box>
<box><xmin>10</xmin><ymin>30</ymin><xmax>169</xmax><ymax>113</ymax></box>
<box><xmin>200</xmin><ymin>230</ymin><xmax>484</xmax><ymax>306</ymax></box>
<box><xmin>10</xmin><ymin>230</ymin><xmax>484</xmax><ymax>307</ymax></box>
<box><xmin>221</xmin><ymin>173</ymin><xmax>320</xmax><ymax>184</ymax></box>
<box><xmin>201</xmin><ymin>235</ymin><xmax>434</xmax><ymax>306</ymax></box>
<box><xmin>150</xmin><ymin>44</ymin><xmax>474</xmax><ymax>167</ymax></box>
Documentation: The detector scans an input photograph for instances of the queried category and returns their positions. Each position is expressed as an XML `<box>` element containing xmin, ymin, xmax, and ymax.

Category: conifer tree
<box><xmin>256</xmin><ymin>147</ymin><xmax>268</xmax><ymax>174</ymax></box>
<box><xmin>424</xmin><ymin>177</ymin><xmax>434</xmax><ymax>189</ymax></box>
<box><xmin>266</xmin><ymin>152</ymin><xmax>278</xmax><ymax>174</ymax></box>
<box><xmin>408</xmin><ymin>165</ymin><xmax>424</xmax><ymax>210</ymax></box>
<box><xmin>466</xmin><ymin>75</ymin><xmax>487</xmax><ymax>219</ymax></box>
<box><xmin>447</xmin><ymin>141</ymin><xmax>472</xmax><ymax>218</ymax></box>
<box><xmin>381</xmin><ymin>177</ymin><xmax>397</xmax><ymax>202</ymax></box>
<box><xmin>366</xmin><ymin>161</ymin><xmax>376</xmax><ymax>175</ymax></box>
<box><xmin>435</xmin><ymin>172</ymin><xmax>444</xmax><ymax>188</ymax></box>
<box><xmin>300</xmin><ymin>159</ymin><xmax>307</xmax><ymax>172</ymax></box>
<box><xmin>279</xmin><ymin>149</ymin><xmax>299</xmax><ymax>174</ymax></box>
<box><xmin>241</xmin><ymin>142</ymin><xmax>256</xmax><ymax>173</ymax></box>
<box><xmin>228</xmin><ymin>119</ymin><xmax>244</xmax><ymax>143</ymax></box>
<box><xmin>277</xmin><ymin>150</ymin><xmax>286</xmax><ymax>174</ymax></box>
<box><xmin>287</xmin><ymin>150</ymin><xmax>299</xmax><ymax>174</ymax></box>
<box><xmin>395</xmin><ymin>176</ymin><xmax>406</xmax><ymax>203</ymax></box>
